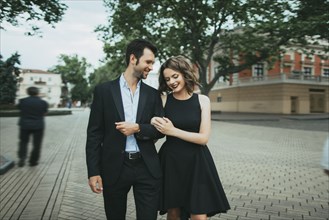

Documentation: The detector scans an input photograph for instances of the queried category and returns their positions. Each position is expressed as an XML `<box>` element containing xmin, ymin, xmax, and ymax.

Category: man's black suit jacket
<box><xmin>18</xmin><ymin>96</ymin><xmax>48</xmax><ymax>130</ymax></box>
<box><xmin>86</xmin><ymin>78</ymin><xmax>164</xmax><ymax>186</ymax></box>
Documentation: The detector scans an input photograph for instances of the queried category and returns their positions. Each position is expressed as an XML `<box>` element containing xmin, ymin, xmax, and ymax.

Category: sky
<box><xmin>1</xmin><ymin>0</ymin><xmax>108</xmax><ymax>71</ymax></box>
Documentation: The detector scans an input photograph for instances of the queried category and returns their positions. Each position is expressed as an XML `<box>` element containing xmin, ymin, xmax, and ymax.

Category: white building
<box><xmin>142</xmin><ymin>60</ymin><xmax>160</xmax><ymax>89</ymax></box>
<box><xmin>143</xmin><ymin>70</ymin><xmax>159</xmax><ymax>89</ymax></box>
<box><xmin>16</xmin><ymin>69</ymin><xmax>63</xmax><ymax>108</ymax></box>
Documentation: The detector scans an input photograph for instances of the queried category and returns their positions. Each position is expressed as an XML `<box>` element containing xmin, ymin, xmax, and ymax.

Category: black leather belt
<box><xmin>125</xmin><ymin>152</ymin><xmax>141</xmax><ymax>160</ymax></box>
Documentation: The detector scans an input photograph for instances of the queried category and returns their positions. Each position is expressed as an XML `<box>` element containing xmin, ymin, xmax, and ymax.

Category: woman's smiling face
<box><xmin>163</xmin><ymin>68</ymin><xmax>186</xmax><ymax>93</ymax></box>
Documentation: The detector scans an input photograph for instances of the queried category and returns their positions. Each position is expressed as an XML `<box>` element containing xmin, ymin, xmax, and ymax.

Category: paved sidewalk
<box><xmin>0</xmin><ymin>110</ymin><xmax>328</xmax><ymax>220</ymax></box>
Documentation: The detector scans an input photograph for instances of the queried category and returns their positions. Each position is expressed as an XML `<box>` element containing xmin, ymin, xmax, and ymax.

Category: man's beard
<box><xmin>134</xmin><ymin>70</ymin><xmax>147</xmax><ymax>80</ymax></box>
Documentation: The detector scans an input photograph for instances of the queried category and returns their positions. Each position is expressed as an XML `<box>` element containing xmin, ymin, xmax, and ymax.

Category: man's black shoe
<box><xmin>29</xmin><ymin>162</ymin><xmax>38</xmax><ymax>167</ymax></box>
<box><xmin>18</xmin><ymin>160</ymin><xmax>25</xmax><ymax>167</ymax></box>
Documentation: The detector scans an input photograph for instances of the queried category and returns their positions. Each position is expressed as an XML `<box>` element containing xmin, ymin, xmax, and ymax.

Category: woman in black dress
<box><xmin>151</xmin><ymin>56</ymin><xmax>230</xmax><ymax>220</ymax></box>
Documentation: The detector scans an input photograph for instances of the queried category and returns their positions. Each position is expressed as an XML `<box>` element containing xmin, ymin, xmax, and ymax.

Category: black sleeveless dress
<box><xmin>158</xmin><ymin>93</ymin><xmax>230</xmax><ymax>216</ymax></box>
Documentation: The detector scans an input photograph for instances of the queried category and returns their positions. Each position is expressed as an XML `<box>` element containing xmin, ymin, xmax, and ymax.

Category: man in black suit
<box><xmin>17</xmin><ymin>86</ymin><xmax>48</xmax><ymax>167</ymax></box>
<box><xmin>86</xmin><ymin>39</ymin><xmax>164</xmax><ymax>220</ymax></box>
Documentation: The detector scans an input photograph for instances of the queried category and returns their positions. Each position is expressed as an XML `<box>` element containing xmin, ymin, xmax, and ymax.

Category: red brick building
<box><xmin>208</xmin><ymin>44</ymin><xmax>329</xmax><ymax>114</ymax></box>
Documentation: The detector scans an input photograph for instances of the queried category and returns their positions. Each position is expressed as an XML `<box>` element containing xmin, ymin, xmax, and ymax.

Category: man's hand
<box><xmin>88</xmin><ymin>175</ymin><xmax>103</xmax><ymax>194</ymax></box>
<box><xmin>115</xmin><ymin>122</ymin><xmax>139</xmax><ymax>136</ymax></box>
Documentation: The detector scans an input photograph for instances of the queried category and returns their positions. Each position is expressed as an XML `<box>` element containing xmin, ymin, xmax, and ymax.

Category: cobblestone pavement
<box><xmin>0</xmin><ymin>109</ymin><xmax>328</xmax><ymax>220</ymax></box>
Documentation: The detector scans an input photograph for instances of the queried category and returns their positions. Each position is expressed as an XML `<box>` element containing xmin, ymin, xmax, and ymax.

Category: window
<box><xmin>323</xmin><ymin>68</ymin><xmax>329</xmax><ymax>76</ymax></box>
<box><xmin>253</xmin><ymin>63</ymin><xmax>264</xmax><ymax>76</ymax></box>
<box><xmin>303</xmin><ymin>67</ymin><xmax>312</xmax><ymax>75</ymax></box>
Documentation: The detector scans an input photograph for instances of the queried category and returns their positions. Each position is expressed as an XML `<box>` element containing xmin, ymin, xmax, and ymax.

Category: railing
<box><xmin>34</xmin><ymin>81</ymin><xmax>47</xmax><ymax>85</ymax></box>
<box><xmin>287</xmin><ymin>74</ymin><xmax>329</xmax><ymax>82</ymax></box>
<box><xmin>233</xmin><ymin>73</ymin><xmax>329</xmax><ymax>86</ymax></box>
<box><xmin>211</xmin><ymin>73</ymin><xmax>329</xmax><ymax>90</ymax></box>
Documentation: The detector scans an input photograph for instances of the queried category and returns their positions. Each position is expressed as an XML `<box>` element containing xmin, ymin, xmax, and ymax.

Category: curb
<box><xmin>212</xmin><ymin>118</ymin><xmax>279</xmax><ymax>121</ymax></box>
<box><xmin>0</xmin><ymin>155</ymin><xmax>15</xmax><ymax>175</ymax></box>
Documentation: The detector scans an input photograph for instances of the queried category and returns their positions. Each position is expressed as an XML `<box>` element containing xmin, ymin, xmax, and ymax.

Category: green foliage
<box><xmin>50</xmin><ymin>54</ymin><xmax>90</xmax><ymax>84</ymax></box>
<box><xmin>0</xmin><ymin>53</ymin><xmax>21</xmax><ymax>104</ymax></box>
<box><xmin>49</xmin><ymin>54</ymin><xmax>91</xmax><ymax>103</ymax></box>
<box><xmin>89</xmin><ymin>60</ymin><xmax>123</xmax><ymax>90</ymax></box>
<box><xmin>0</xmin><ymin>0</ymin><xmax>67</xmax><ymax>35</ymax></box>
<box><xmin>98</xmin><ymin>0</ymin><xmax>329</xmax><ymax>95</ymax></box>
<box><xmin>294</xmin><ymin>0</ymin><xmax>329</xmax><ymax>40</ymax></box>
<box><xmin>71</xmin><ymin>81</ymin><xmax>90</xmax><ymax>103</ymax></box>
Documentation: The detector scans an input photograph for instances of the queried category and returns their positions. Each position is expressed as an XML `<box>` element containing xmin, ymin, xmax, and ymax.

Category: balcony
<box><xmin>211</xmin><ymin>73</ymin><xmax>329</xmax><ymax>91</ymax></box>
<box><xmin>231</xmin><ymin>73</ymin><xmax>329</xmax><ymax>87</ymax></box>
<box><xmin>34</xmin><ymin>80</ymin><xmax>47</xmax><ymax>85</ymax></box>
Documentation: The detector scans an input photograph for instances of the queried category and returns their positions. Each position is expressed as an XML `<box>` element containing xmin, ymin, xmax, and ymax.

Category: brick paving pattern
<box><xmin>0</xmin><ymin>110</ymin><xmax>328</xmax><ymax>220</ymax></box>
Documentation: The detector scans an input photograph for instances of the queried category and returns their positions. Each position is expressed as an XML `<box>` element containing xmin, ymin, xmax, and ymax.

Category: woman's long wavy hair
<box><xmin>158</xmin><ymin>55</ymin><xmax>201</xmax><ymax>94</ymax></box>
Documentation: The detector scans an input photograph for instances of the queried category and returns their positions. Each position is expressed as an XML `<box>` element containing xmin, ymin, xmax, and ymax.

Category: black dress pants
<box><xmin>18</xmin><ymin>128</ymin><xmax>44</xmax><ymax>164</ymax></box>
<box><xmin>102</xmin><ymin>158</ymin><xmax>161</xmax><ymax>220</ymax></box>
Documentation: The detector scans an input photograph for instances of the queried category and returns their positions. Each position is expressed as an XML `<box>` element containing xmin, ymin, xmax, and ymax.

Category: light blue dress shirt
<box><xmin>119</xmin><ymin>74</ymin><xmax>141</xmax><ymax>152</ymax></box>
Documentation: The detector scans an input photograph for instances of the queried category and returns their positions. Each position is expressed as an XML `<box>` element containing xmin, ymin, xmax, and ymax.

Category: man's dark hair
<box><xmin>125</xmin><ymin>39</ymin><xmax>158</xmax><ymax>66</ymax></box>
<box><xmin>27</xmin><ymin>87</ymin><xmax>39</xmax><ymax>96</ymax></box>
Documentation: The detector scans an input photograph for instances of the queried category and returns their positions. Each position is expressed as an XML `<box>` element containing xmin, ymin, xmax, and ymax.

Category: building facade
<box><xmin>16</xmin><ymin>69</ymin><xmax>63</xmax><ymax>108</ymax></box>
<box><xmin>142</xmin><ymin>68</ymin><xmax>159</xmax><ymax>89</ymax></box>
<box><xmin>208</xmin><ymin>45</ymin><xmax>329</xmax><ymax>114</ymax></box>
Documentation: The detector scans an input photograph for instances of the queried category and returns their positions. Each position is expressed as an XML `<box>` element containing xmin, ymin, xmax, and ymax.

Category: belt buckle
<box><xmin>128</xmin><ymin>152</ymin><xmax>134</xmax><ymax>160</ymax></box>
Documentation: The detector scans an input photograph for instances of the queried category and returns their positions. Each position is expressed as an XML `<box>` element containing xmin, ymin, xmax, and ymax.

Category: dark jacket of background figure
<box><xmin>18</xmin><ymin>96</ymin><xmax>48</xmax><ymax>130</ymax></box>
<box><xmin>86</xmin><ymin>77</ymin><xmax>164</xmax><ymax>186</ymax></box>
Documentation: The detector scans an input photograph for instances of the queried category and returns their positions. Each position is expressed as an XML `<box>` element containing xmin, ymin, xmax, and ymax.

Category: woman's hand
<box><xmin>151</xmin><ymin>116</ymin><xmax>164</xmax><ymax>126</ymax></box>
<box><xmin>152</xmin><ymin>117</ymin><xmax>175</xmax><ymax>136</ymax></box>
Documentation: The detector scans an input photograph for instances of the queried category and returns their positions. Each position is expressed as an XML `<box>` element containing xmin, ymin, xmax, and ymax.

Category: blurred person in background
<box><xmin>17</xmin><ymin>86</ymin><xmax>48</xmax><ymax>167</ymax></box>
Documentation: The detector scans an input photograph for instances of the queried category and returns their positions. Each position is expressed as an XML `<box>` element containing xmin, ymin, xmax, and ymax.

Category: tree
<box><xmin>294</xmin><ymin>0</ymin><xmax>329</xmax><ymax>40</ymax></box>
<box><xmin>0</xmin><ymin>0</ymin><xmax>67</xmax><ymax>35</ymax></box>
<box><xmin>0</xmin><ymin>53</ymin><xmax>21</xmax><ymax>105</ymax></box>
<box><xmin>97</xmin><ymin>0</ymin><xmax>329</xmax><ymax>95</ymax></box>
<box><xmin>89</xmin><ymin>60</ymin><xmax>124</xmax><ymax>91</ymax></box>
<box><xmin>71</xmin><ymin>81</ymin><xmax>90</xmax><ymax>104</ymax></box>
<box><xmin>49</xmin><ymin>54</ymin><xmax>91</xmax><ymax>104</ymax></box>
